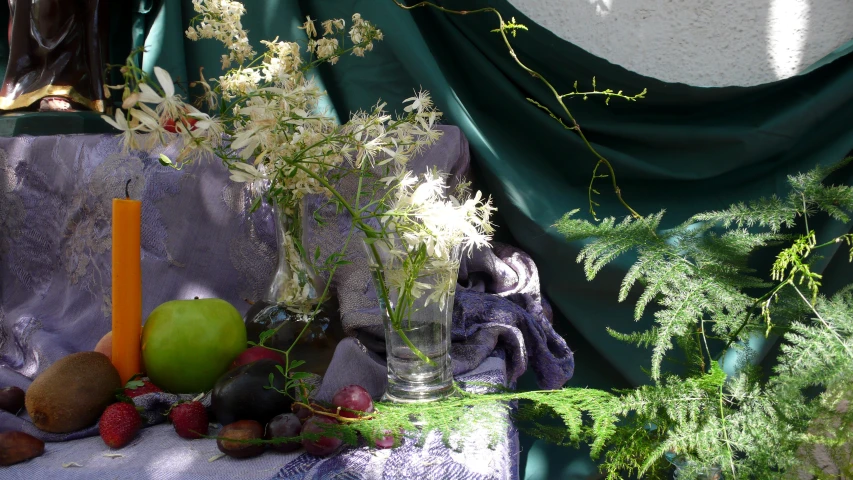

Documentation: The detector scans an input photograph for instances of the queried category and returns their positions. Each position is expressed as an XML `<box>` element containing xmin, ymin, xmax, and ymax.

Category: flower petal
<box><xmin>154</xmin><ymin>67</ymin><xmax>175</xmax><ymax>97</ymax></box>
<box><xmin>101</xmin><ymin>111</ymin><xmax>126</xmax><ymax>131</ymax></box>
<box><xmin>137</xmin><ymin>83</ymin><xmax>162</xmax><ymax>104</ymax></box>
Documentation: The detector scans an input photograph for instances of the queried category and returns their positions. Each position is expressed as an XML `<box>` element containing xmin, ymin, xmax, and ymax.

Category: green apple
<box><xmin>142</xmin><ymin>298</ymin><xmax>247</xmax><ymax>393</ymax></box>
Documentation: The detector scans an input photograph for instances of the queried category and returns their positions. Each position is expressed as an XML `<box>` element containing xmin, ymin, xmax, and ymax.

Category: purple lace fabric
<box><xmin>0</xmin><ymin>129</ymin><xmax>571</xmax><ymax>479</ymax></box>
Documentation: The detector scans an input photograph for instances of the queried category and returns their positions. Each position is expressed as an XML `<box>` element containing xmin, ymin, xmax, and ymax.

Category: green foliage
<box><xmin>281</xmin><ymin>384</ymin><xmax>621</xmax><ymax>457</ymax></box>
<box><xmin>262</xmin><ymin>160</ymin><xmax>852</xmax><ymax>479</ymax></box>
<box><xmin>550</xmin><ymin>159</ymin><xmax>853</xmax><ymax>478</ymax></box>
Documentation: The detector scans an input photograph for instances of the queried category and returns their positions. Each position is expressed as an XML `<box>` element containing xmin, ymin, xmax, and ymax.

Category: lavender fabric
<box><xmin>0</xmin><ymin>129</ymin><xmax>569</xmax><ymax>478</ymax></box>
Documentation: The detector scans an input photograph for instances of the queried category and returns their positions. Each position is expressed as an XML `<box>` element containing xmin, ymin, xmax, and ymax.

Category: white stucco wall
<box><xmin>507</xmin><ymin>0</ymin><xmax>853</xmax><ymax>87</ymax></box>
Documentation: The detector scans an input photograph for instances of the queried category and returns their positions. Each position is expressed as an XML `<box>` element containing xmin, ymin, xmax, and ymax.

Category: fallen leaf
<box><xmin>103</xmin><ymin>453</ymin><xmax>124</xmax><ymax>458</ymax></box>
<box><xmin>208</xmin><ymin>453</ymin><xmax>226</xmax><ymax>463</ymax></box>
<box><xmin>62</xmin><ymin>462</ymin><xmax>83</xmax><ymax>468</ymax></box>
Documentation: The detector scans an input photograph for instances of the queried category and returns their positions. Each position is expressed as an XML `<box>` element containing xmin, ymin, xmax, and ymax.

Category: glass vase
<box><xmin>244</xmin><ymin>201</ymin><xmax>341</xmax><ymax>376</ymax></box>
<box><xmin>363</xmin><ymin>237</ymin><xmax>461</xmax><ymax>403</ymax></box>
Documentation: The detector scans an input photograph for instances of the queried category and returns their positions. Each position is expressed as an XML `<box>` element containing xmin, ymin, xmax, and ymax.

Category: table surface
<box><xmin>5</xmin><ymin>423</ymin><xmax>290</xmax><ymax>480</ymax></box>
<box><xmin>6</xmin><ymin>418</ymin><xmax>518</xmax><ymax>480</ymax></box>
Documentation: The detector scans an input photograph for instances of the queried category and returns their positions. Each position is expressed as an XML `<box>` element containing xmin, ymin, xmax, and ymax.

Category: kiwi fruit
<box><xmin>25</xmin><ymin>351</ymin><xmax>122</xmax><ymax>433</ymax></box>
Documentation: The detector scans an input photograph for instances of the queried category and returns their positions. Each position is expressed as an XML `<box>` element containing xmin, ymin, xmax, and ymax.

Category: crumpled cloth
<box><xmin>0</xmin><ymin>129</ymin><xmax>570</xmax><ymax>479</ymax></box>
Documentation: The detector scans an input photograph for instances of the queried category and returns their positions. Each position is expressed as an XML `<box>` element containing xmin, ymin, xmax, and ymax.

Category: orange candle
<box><xmin>111</xmin><ymin>189</ymin><xmax>142</xmax><ymax>384</ymax></box>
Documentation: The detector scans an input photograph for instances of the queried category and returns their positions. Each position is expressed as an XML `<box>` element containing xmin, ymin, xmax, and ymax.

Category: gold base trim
<box><xmin>0</xmin><ymin>85</ymin><xmax>104</xmax><ymax>113</ymax></box>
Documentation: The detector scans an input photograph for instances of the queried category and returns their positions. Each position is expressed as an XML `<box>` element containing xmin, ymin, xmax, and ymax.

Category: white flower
<box><xmin>375</xmin><ymin>166</ymin><xmax>494</xmax><ymax>306</ymax></box>
<box><xmin>102</xmin><ymin>109</ymin><xmax>134</xmax><ymax>131</ymax></box>
<box><xmin>228</xmin><ymin>162</ymin><xmax>264</xmax><ymax>183</ymax></box>
<box><xmin>129</xmin><ymin>105</ymin><xmax>163</xmax><ymax>133</ymax></box>
<box><xmin>137</xmin><ymin>67</ymin><xmax>186</xmax><ymax>120</ymax></box>
<box><xmin>102</xmin><ymin>110</ymin><xmax>142</xmax><ymax>152</ymax></box>
<box><xmin>403</xmin><ymin>90</ymin><xmax>433</xmax><ymax>114</ymax></box>
<box><xmin>186</xmin><ymin>0</ymin><xmax>255</xmax><ymax>64</ymax></box>
<box><xmin>314</xmin><ymin>38</ymin><xmax>339</xmax><ymax>62</ymax></box>
<box><xmin>299</xmin><ymin>16</ymin><xmax>317</xmax><ymax>38</ymax></box>
<box><xmin>102</xmin><ymin>6</ymin><xmax>472</xmax><ymax>316</ymax></box>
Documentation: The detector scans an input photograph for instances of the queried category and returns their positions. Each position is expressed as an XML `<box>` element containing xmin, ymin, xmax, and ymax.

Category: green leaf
<box><xmin>249</xmin><ymin>196</ymin><xmax>262</xmax><ymax>214</ymax></box>
<box><xmin>312</xmin><ymin>209</ymin><xmax>326</xmax><ymax>226</ymax></box>
<box><xmin>124</xmin><ymin>380</ymin><xmax>145</xmax><ymax>390</ymax></box>
<box><xmin>288</xmin><ymin>372</ymin><xmax>312</xmax><ymax>381</ymax></box>
<box><xmin>267</xmin><ymin>373</ymin><xmax>274</xmax><ymax>386</ymax></box>
<box><xmin>158</xmin><ymin>154</ymin><xmax>173</xmax><ymax>166</ymax></box>
<box><xmin>258</xmin><ymin>329</ymin><xmax>275</xmax><ymax>346</ymax></box>
<box><xmin>290</xmin><ymin>359</ymin><xmax>306</xmax><ymax>370</ymax></box>
<box><xmin>314</xmin><ymin>246</ymin><xmax>321</xmax><ymax>261</ymax></box>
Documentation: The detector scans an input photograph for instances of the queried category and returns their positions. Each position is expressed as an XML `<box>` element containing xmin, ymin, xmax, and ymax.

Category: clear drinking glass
<box><xmin>364</xmin><ymin>237</ymin><xmax>461</xmax><ymax>403</ymax></box>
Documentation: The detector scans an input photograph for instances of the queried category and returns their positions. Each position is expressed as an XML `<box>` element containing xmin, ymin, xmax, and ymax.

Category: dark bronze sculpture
<box><xmin>0</xmin><ymin>0</ymin><xmax>108</xmax><ymax>112</ymax></box>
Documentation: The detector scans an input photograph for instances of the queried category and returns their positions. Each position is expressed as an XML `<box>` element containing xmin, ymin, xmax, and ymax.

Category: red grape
<box><xmin>265</xmin><ymin>413</ymin><xmax>302</xmax><ymax>453</ymax></box>
<box><xmin>301</xmin><ymin>416</ymin><xmax>342</xmax><ymax>456</ymax></box>
<box><xmin>217</xmin><ymin>420</ymin><xmax>265</xmax><ymax>458</ymax></box>
<box><xmin>292</xmin><ymin>403</ymin><xmax>312</xmax><ymax>423</ymax></box>
<box><xmin>374</xmin><ymin>432</ymin><xmax>395</xmax><ymax>449</ymax></box>
<box><xmin>331</xmin><ymin>385</ymin><xmax>374</xmax><ymax>419</ymax></box>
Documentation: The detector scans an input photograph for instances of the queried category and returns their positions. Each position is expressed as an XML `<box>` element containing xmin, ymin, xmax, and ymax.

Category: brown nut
<box><xmin>217</xmin><ymin>420</ymin><xmax>265</xmax><ymax>458</ymax></box>
<box><xmin>0</xmin><ymin>431</ymin><xmax>45</xmax><ymax>466</ymax></box>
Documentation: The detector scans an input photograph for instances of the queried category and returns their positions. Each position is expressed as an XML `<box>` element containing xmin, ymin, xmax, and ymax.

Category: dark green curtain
<box><xmin>141</xmin><ymin>0</ymin><xmax>853</xmax><ymax>476</ymax></box>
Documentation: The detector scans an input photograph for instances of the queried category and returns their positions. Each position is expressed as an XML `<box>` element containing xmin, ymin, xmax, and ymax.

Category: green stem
<box><xmin>719</xmin><ymin>385</ymin><xmax>737</xmax><ymax>479</ymax></box>
<box><xmin>292</xmin><ymin>163</ymin><xmax>437</xmax><ymax>367</ymax></box>
<box><xmin>392</xmin><ymin>0</ymin><xmax>644</xmax><ymax>220</ymax></box>
<box><xmin>717</xmin><ymin>233</ymin><xmax>850</xmax><ymax>359</ymax></box>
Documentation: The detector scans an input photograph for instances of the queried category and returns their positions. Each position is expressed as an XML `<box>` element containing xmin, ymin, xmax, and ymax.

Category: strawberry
<box><xmin>123</xmin><ymin>379</ymin><xmax>162</xmax><ymax>398</ymax></box>
<box><xmin>169</xmin><ymin>401</ymin><xmax>209</xmax><ymax>439</ymax></box>
<box><xmin>99</xmin><ymin>402</ymin><xmax>142</xmax><ymax>448</ymax></box>
<box><xmin>162</xmin><ymin>113</ymin><xmax>198</xmax><ymax>133</ymax></box>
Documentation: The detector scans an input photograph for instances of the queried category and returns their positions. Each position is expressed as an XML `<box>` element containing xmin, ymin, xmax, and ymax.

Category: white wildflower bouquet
<box><xmin>103</xmin><ymin>0</ymin><xmax>494</xmax><ymax>358</ymax></box>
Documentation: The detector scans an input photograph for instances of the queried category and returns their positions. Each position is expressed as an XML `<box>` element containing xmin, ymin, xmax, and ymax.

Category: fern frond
<box><xmin>607</xmin><ymin>326</ymin><xmax>658</xmax><ymax>348</ymax></box>
<box><xmin>787</xmin><ymin>156</ymin><xmax>852</xmax><ymax>193</ymax></box>
<box><xmin>774</xmin><ymin>287</ymin><xmax>853</xmax><ymax>390</ymax></box>
<box><xmin>690</xmin><ymin>195</ymin><xmax>796</xmax><ymax>232</ymax></box>
<box><xmin>549</xmin><ymin>159</ymin><xmax>853</xmax><ymax>477</ymax></box>
<box><xmin>787</xmin><ymin>157</ymin><xmax>853</xmax><ymax>222</ymax></box>
<box><xmin>555</xmin><ymin>210</ymin><xmax>664</xmax><ymax>280</ymax></box>
<box><xmin>632</xmin><ymin>250</ymin><xmax>693</xmax><ymax>321</ymax></box>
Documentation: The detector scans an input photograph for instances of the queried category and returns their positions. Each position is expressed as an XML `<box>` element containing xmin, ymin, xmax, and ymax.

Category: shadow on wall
<box><xmin>506</xmin><ymin>0</ymin><xmax>853</xmax><ymax>87</ymax></box>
